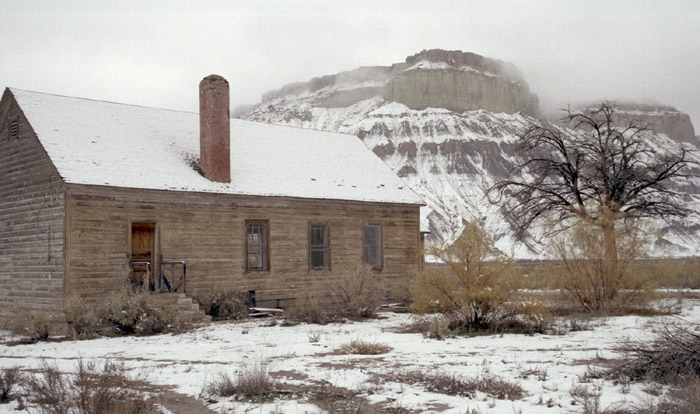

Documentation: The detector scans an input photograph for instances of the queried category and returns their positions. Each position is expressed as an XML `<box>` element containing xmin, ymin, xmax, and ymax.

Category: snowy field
<box><xmin>2</xmin><ymin>298</ymin><xmax>699</xmax><ymax>414</ymax></box>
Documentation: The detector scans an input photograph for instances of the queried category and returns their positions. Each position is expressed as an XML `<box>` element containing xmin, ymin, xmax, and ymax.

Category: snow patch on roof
<box><xmin>10</xmin><ymin>88</ymin><xmax>424</xmax><ymax>205</ymax></box>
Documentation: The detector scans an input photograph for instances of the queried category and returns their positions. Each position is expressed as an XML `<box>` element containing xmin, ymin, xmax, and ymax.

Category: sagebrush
<box><xmin>196</xmin><ymin>288</ymin><xmax>249</xmax><ymax>320</ymax></box>
<box><xmin>326</xmin><ymin>263</ymin><xmax>382</xmax><ymax>318</ymax></box>
<box><xmin>64</xmin><ymin>296</ymin><xmax>106</xmax><ymax>339</ymax></box>
<box><xmin>1</xmin><ymin>367</ymin><xmax>24</xmax><ymax>403</ymax></box>
<box><xmin>285</xmin><ymin>264</ymin><xmax>382</xmax><ymax>324</ymax></box>
<box><xmin>101</xmin><ymin>289</ymin><xmax>174</xmax><ymax>335</ymax></box>
<box><xmin>614</xmin><ymin>320</ymin><xmax>700</xmax><ymax>384</ymax></box>
<box><xmin>6</xmin><ymin>301</ymin><xmax>63</xmax><ymax>341</ymax></box>
<box><xmin>25</xmin><ymin>359</ymin><xmax>155</xmax><ymax>414</ymax></box>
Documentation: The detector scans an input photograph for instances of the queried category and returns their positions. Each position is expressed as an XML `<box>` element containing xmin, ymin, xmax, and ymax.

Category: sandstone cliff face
<box><xmin>261</xmin><ymin>49</ymin><xmax>540</xmax><ymax>116</ymax></box>
<box><xmin>576</xmin><ymin>103</ymin><xmax>698</xmax><ymax>144</ymax></box>
<box><xmin>616</xmin><ymin>111</ymin><xmax>697</xmax><ymax>144</ymax></box>
<box><xmin>404</xmin><ymin>49</ymin><xmax>527</xmax><ymax>84</ymax></box>
<box><xmin>385</xmin><ymin>67</ymin><xmax>539</xmax><ymax>116</ymax></box>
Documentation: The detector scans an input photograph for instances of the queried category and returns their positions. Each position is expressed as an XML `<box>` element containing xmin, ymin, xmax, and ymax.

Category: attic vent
<box><xmin>10</xmin><ymin>118</ymin><xmax>19</xmax><ymax>139</ymax></box>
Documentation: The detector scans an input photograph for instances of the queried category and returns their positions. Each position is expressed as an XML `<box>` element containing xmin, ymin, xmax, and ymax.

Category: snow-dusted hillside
<box><xmin>243</xmin><ymin>51</ymin><xmax>700</xmax><ymax>258</ymax></box>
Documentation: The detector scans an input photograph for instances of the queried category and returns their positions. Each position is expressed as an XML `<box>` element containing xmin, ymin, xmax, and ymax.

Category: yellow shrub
<box><xmin>412</xmin><ymin>220</ymin><xmax>546</xmax><ymax>333</ymax></box>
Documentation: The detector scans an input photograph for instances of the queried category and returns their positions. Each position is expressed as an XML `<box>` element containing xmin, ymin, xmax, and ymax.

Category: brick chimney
<box><xmin>199</xmin><ymin>74</ymin><xmax>230</xmax><ymax>183</ymax></box>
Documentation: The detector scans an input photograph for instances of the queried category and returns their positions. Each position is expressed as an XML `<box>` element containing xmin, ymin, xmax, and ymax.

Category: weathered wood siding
<box><xmin>0</xmin><ymin>94</ymin><xmax>66</xmax><ymax>319</ymax></box>
<box><xmin>65</xmin><ymin>185</ymin><xmax>420</xmax><ymax>301</ymax></box>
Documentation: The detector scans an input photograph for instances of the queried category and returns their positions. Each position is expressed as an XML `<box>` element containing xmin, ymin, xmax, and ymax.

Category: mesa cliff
<box><xmin>261</xmin><ymin>49</ymin><xmax>540</xmax><ymax>117</ymax></box>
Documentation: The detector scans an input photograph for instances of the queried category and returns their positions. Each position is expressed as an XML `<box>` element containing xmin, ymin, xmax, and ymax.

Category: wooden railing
<box><xmin>129</xmin><ymin>261</ymin><xmax>152</xmax><ymax>292</ymax></box>
<box><xmin>159</xmin><ymin>260</ymin><xmax>186</xmax><ymax>293</ymax></box>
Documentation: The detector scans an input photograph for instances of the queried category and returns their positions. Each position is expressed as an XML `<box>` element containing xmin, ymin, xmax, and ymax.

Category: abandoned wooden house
<box><xmin>0</xmin><ymin>75</ymin><xmax>425</xmax><ymax>321</ymax></box>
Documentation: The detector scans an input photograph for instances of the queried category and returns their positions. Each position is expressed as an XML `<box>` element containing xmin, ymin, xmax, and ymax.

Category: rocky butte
<box><xmin>261</xmin><ymin>49</ymin><xmax>539</xmax><ymax>117</ymax></box>
<box><xmin>243</xmin><ymin>49</ymin><xmax>700</xmax><ymax>258</ymax></box>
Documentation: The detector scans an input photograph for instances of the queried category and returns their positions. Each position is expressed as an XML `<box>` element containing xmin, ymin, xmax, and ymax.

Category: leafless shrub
<box><xmin>25</xmin><ymin>359</ymin><xmax>155</xmax><ymax>414</ymax></box>
<box><xmin>426</xmin><ymin>315</ymin><xmax>452</xmax><ymax>340</ymax></box>
<box><xmin>101</xmin><ymin>289</ymin><xmax>173</xmax><ymax>335</ymax></box>
<box><xmin>551</xmin><ymin>221</ymin><xmax>655</xmax><ymax>314</ymax></box>
<box><xmin>633</xmin><ymin>379</ymin><xmax>700</xmax><ymax>414</ymax></box>
<box><xmin>195</xmin><ymin>288</ymin><xmax>249</xmax><ymax>320</ymax></box>
<box><xmin>284</xmin><ymin>290</ymin><xmax>336</xmax><ymax>325</ymax></box>
<box><xmin>389</xmin><ymin>282</ymin><xmax>413</xmax><ymax>307</ymax></box>
<box><xmin>285</xmin><ymin>265</ymin><xmax>383</xmax><ymax>325</ymax></box>
<box><xmin>327</xmin><ymin>264</ymin><xmax>382</xmax><ymax>319</ymax></box>
<box><xmin>520</xmin><ymin>366</ymin><xmax>548</xmax><ymax>381</ymax></box>
<box><xmin>614</xmin><ymin>320</ymin><xmax>700</xmax><ymax>384</ymax></box>
<box><xmin>1</xmin><ymin>367</ymin><xmax>25</xmax><ymax>403</ymax></box>
<box><xmin>394</xmin><ymin>370</ymin><xmax>523</xmax><ymax>400</ymax></box>
<box><xmin>64</xmin><ymin>296</ymin><xmax>106</xmax><ymax>339</ymax></box>
<box><xmin>205</xmin><ymin>359</ymin><xmax>277</xmax><ymax>402</ymax></box>
<box><xmin>569</xmin><ymin>382</ymin><xmax>602</xmax><ymax>414</ymax></box>
<box><xmin>337</xmin><ymin>340</ymin><xmax>392</xmax><ymax>355</ymax></box>
<box><xmin>307</xmin><ymin>331</ymin><xmax>322</xmax><ymax>343</ymax></box>
<box><xmin>396</xmin><ymin>315</ymin><xmax>453</xmax><ymax>340</ymax></box>
<box><xmin>25</xmin><ymin>362</ymin><xmax>71</xmax><ymax>414</ymax></box>
<box><xmin>6</xmin><ymin>302</ymin><xmax>63</xmax><ymax>341</ymax></box>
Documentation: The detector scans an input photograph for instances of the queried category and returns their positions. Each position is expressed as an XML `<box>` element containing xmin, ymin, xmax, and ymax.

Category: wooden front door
<box><xmin>131</xmin><ymin>222</ymin><xmax>156</xmax><ymax>291</ymax></box>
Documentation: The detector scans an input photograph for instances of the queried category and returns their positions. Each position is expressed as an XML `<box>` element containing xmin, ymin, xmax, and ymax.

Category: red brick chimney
<box><xmin>199</xmin><ymin>74</ymin><xmax>230</xmax><ymax>183</ymax></box>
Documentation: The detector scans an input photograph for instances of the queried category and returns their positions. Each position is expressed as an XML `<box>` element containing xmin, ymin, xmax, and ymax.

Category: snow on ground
<box><xmin>2</xmin><ymin>299</ymin><xmax>699</xmax><ymax>413</ymax></box>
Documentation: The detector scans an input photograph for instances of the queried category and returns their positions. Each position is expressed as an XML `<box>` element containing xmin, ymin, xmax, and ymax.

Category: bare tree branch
<box><xmin>486</xmin><ymin>102</ymin><xmax>696</xmax><ymax>238</ymax></box>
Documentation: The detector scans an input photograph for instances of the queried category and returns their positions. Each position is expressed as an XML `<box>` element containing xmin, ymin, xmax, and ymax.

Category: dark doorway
<box><xmin>131</xmin><ymin>222</ymin><xmax>156</xmax><ymax>292</ymax></box>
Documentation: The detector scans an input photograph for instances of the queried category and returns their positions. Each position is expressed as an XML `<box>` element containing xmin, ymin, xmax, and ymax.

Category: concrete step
<box><xmin>148</xmin><ymin>293</ymin><xmax>211</xmax><ymax>324</ymax></box>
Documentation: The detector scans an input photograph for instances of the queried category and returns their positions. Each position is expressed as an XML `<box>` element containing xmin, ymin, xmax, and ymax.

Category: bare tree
<box><xmin>487</xmin><ymin>102</ymin><xmax>695</xmax><ymax>307</ymax></box>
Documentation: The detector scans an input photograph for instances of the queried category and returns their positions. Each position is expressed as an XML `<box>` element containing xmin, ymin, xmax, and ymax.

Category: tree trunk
<box><xmin>601</xmin><ymin>221</ymin><xmax>619</xmax><ymax>308</ymax></box>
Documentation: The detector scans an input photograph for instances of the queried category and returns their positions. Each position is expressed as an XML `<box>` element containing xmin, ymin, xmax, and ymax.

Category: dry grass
<box><xmin>643</xmin><ymin>258</ymin><xmax>700</xmax><ymax>289</ymax></box>
<box><xmin>337</xmin><ymin>340</ymin><xmax>392</xmax><ymax>355</ymax></box>
<box><xmin>205</xmin><ymin>359</ymin><xmax>277</xmax><ymax>402</ymax></box>
<box><xmin>24</xmin><ymin>359</ymin><xmax>155</xmax><ymax>414</ymax></box>
<box><xmin>310</xmin><ymin>384</ymin><xmax>366</xmax><ymax>414</ymax></box>
<box><xmin>391</xmin><ymin>370</ymin><xmax>523</xmax><ymax>400</ymax></box>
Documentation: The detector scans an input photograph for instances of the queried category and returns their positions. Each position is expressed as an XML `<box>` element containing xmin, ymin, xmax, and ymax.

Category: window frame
<box><xmin>363</xmin><ymin>223</ymin><xmax>383</xmax><ymax>270</ymax></box>
<box><xmin>245</xmin><ymin>220</ymin><xmax>269</xmax><ymax>272</ymax></box>
<box><xmin>308</xmin><ymin>222</ymin><xmax>330</xmax><ymax>270</ymax></box>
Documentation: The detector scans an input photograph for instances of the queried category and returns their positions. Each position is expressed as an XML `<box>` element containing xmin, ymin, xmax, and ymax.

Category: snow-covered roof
<box><xmin>10</xmin><ymin>88</ymin><xmax>424</xmax><ymax>205</ymax></box>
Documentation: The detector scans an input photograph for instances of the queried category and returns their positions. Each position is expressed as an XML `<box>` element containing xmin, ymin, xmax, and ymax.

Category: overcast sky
<box><xmin>2</xmin><ymin>1</ymin><xmax>699</xmax><ymax>128</ymax></box>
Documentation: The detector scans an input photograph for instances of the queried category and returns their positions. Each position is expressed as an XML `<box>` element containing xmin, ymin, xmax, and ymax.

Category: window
<box><xmin>246</xmin><ymin>221</ymin><xmax>268</xmax><ymax>271</ymax></box>
<box><xmin>363</xmin><ymin>224</ymin><xmax>382</xmax><ymax>269</ymax></box>
<box><xmin>309</xmin><ymin>223</ymin><xmax>329</xmax><ymax>269</ymax></box>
